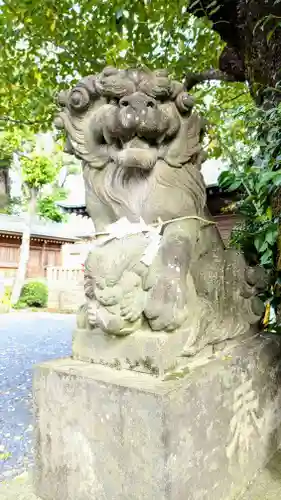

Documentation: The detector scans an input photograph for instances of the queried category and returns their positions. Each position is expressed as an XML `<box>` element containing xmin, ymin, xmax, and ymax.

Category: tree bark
<box><xmin>188</xmin><ymin>0</ymin><xmax>281</xmax><ymax>104</ymax></box>
<box><xmin>189</xmin><ymin>0</ymin><xmax>281</xmax><ymax>322</ymax></box>
<box><xmin>11</xmin><ymin>188</ymin><xmax>37</xmax><ymax>306</ymax></box>
<box><xmin>184</xmin><ymin>68</ymin><xmax>238</xmax><ymax>90</ymax></box>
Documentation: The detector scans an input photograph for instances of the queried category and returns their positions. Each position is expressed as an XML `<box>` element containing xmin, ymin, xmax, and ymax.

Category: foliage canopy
<box><xmin>0</xmin><ymin>0</ymin><xmax>252</xmax><ymax>134</ymax></box>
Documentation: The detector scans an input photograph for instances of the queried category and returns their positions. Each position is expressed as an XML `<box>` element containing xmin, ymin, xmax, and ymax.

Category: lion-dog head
<box><xmin>55</xmin><ymin>67</ymin><xmax>207</xmax><ymax>224</ymax></box>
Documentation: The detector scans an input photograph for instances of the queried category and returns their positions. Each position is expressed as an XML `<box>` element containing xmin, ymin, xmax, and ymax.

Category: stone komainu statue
<box><xmin>55</xmin><ymin>67</ymin><xmax>266</xmax><ymax>356</ymax></box>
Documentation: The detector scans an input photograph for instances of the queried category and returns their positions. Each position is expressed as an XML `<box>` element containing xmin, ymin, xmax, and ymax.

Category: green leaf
<box><xmin>265</xmin><ymin>226</ymin><xmax>278</xmax><ymax>245</ymax></box>
<box><xmin>260</xmin><ymin>249</ymin><xmax>273</xmax><ymax>266</ymax></box>
<box><xmin>266</xmin><ymin>206</ymin><xmax>273</xmax><ymax>220</ymax></box>
<box><xmin>227</xmin><ymin>180</ymin><xmax>243</xmax><ymax>192</ymax></box>
<box><xmin>218</xmin><ymin>171</ymin><xmax>236</xmax><ymax>188</ymax></box>
<box><xmin>254</xmin><ymin>234</ymin><xmax>267</xmax><ymax>253</ymax></box>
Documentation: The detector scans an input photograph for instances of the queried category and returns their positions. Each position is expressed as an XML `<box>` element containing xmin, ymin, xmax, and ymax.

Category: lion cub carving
<box><xmin>55</xmin><ymin>67</ymin><xmax>265</xmax><ymax>356</ymax></box>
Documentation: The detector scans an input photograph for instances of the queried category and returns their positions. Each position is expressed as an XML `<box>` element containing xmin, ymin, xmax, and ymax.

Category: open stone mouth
<box><xmin>99</xmin><ymin>128</ymin><xmax>163</xmax><ymax>156</ymax></box>
<box><xmin>122</xmin><ymin>136</ymin><xmax>155</xmax><ymax>150</ymax></box>
<box><xmin>113</xmin><ymin>135</ymin><xmax>161</xmax><ymax>170</ymax></box>
<box><xmin>105</xmin><ymin>128</ymin><xmax>169</xmax><ymax>154</ymax></box>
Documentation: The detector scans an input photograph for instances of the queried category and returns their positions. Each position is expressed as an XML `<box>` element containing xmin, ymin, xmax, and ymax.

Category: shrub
<box><xmin>16</xmin><ymin>281</ymin><xmax>48</xmax><ymax>309</ymax></box>
<box><xmin>0</xmin><ymin>286</ymin><xmax>12</xmax><ymax>309</ymax></box>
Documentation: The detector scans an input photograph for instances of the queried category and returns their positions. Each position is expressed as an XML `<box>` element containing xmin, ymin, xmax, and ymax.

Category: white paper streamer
<box><xmin>140</xmin><ymin>233</ymin><xmax>162</xmax><ymax>266</ymax></box>
<box><xmin>96</xmin><ymin>217</ymin><xmax>162</xmax><ymax>266</ymax></box>
<box><xmin>94</xmin><ymin>214</ymin><xmax>215</xmax><ymax>266</ymax></box>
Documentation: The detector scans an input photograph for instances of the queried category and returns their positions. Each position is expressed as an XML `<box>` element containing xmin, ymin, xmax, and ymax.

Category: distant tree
<box><xmin>0</xmin><ymin>128</ymin><xmax>78</xmax><ymax>305</ymax></box>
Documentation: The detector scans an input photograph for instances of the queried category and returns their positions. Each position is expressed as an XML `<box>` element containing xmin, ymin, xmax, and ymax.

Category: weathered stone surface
<box><xmin>72</xmin><ymin>326</ymin><xmax>206</xmax><ymax>377</ymax></box>
<box><xmin>55</xmin><ymin>67</ymin><xmax>266</xmax><ymax>359</ymax></box>
<box><xmin>3</xmin><ymin>452</ymin><xmax>281</xmax><ymax>500</ymax></box>
<box><xmin>72</xmin><ymin>326</ymin><xmax>250</xmax><ymax>377</ymax></box>
<box><xmin>237</xmin><ymin>450</ymin><xmax>281</xmax><ymax>500</ymax></box>
<box><xmin>34</xmin><ymin>336</ymin><xmax>281</xmax><ymax>500</ymax></box>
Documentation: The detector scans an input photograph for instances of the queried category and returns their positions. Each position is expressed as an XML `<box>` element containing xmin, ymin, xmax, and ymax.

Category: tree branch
<box><xmin>0</xmin><ymin>116</ymin><xmax>42</xmax><ymax>126</ymax></box>
<box><xmin>184</xmin><ymin>69</ymin><xmax>238</xmax><ymax>90</ymax></box>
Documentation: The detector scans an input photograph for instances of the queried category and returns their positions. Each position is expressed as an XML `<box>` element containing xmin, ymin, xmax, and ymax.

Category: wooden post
<box><xmin>41</xmin><ymin>240</ymin><xmax>47</xmax><ymax>277</ymax></box>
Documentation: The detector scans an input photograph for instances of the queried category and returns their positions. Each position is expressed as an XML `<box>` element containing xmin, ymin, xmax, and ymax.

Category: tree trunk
<box><xmin>11</xmin><ymin>188</ymin><xmax>37</xmax><ymax>306</ymax></box>
<box><xmin>0</xmin><ymin>163</ymin><xmax>11</xmax><ymax>210</ymax></box>
<box><xmin>189</xmin><ymin>1</ymin><xmax>281</xmax><ymax>323</ymax></box>
<box><xmin>189</xmin><ymin>0</ymin><xmax>281</xmax><ymax>104</ymax></box>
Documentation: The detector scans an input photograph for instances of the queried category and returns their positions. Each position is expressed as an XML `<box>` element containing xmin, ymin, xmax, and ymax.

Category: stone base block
<box><xmin>72</xmin><ymin>327</ymin><xmax>249</xmax><ymax>377</ymax></box>
<box><xmin>72</xmin><ymin>326</ymin><xmax>198</xmax><ymax>377</ymax></box>
<box><xmin>34</xmin><ymin>336</ymin><xmax>281</xmax><ymax>500</ymax></box>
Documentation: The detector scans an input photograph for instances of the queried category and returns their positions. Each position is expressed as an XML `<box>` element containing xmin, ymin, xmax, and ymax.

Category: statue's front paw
<box><xmin>120</xmin><ymin>290</ymin><xmax>146</xmax><ymax>323</ymax></box>
<box><xmin>96</xmin><ymin>307</ymin><xmax>142</xmax><ymax>336</ymax></box>
<box><xmin>146</xmin><ymin>306</ymin><xmax>188</xmax><ymax>331</ymax></box>
<box><xmin>243</xmin><ymin>265</ymin><xmax>268</xmax><ymax>290</ymax></box>
<box><xmin>144</xmin><ymin>274</ymin><xmax>188</xmax><ymax>331</ymax></box>
<box><xmin>241</xmin><ymin>266</ymin><xmax>268</xmax><ymax>324</ymax></box>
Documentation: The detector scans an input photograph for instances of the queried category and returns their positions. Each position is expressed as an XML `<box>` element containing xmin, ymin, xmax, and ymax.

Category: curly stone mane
<box><xmin>55</xmin><ymin>67</ymin><xmax>207</xmax><ymax>227</ymax></box>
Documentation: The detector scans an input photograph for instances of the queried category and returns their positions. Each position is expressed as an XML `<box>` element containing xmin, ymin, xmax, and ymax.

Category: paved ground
<box><xmin>0</xmin><ymin>312</ymin><xmax>74</xmax><ymax>481</ymax></box>
<box><xmin>0</xmin><ymin>473</ymin><xmax>35</xmax><ymax>499</ymax></box>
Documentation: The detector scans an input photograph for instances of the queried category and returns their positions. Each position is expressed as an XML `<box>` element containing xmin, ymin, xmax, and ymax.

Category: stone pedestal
<box><xmin>33</xmin><ymin>336</ymin><xmax>281</xmax><ymax>500</ymax></box>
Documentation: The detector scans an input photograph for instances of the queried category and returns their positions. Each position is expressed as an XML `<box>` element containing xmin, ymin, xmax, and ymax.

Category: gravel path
<box><xmin>0</xmin><ymin>312</ymin><xmax>74</xmax><ymax>481</ymax></box>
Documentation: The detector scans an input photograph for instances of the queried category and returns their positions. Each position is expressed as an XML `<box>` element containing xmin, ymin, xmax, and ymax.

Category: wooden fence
<box><xmin>46</xmin><ymin>266</ymin><xmax>84</xmax><ymax>312</ymax></box>
<box><xmin>46</xmin><ymin>266</ymin><xmax>83</xmax><ymax>283</ymax></box>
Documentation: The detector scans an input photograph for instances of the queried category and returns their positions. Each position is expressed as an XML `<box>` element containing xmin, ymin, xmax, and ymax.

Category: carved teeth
<box><xmin>123</xmin><ymin>137</ymin><xmax>150</xmax><ymax>149</ymax></box>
